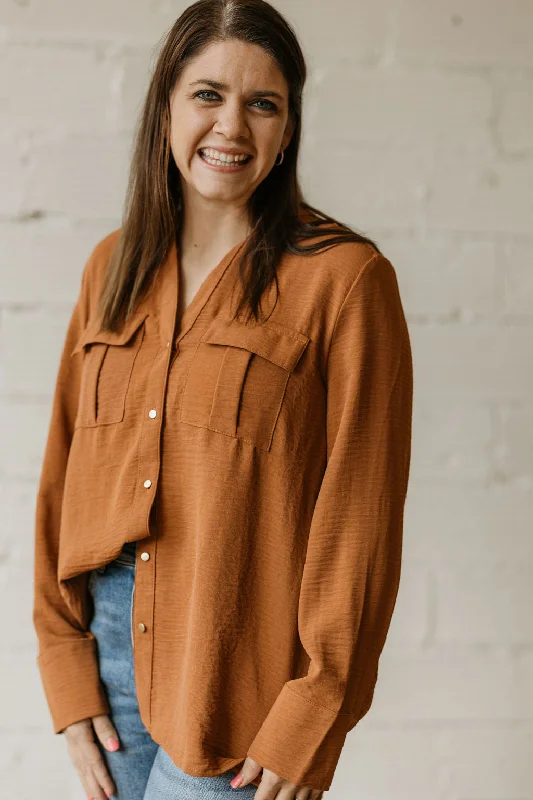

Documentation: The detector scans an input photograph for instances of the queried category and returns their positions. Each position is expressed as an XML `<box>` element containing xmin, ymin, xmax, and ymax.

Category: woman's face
<box><xmin>169</xmin><ymin>39</ymin><xmax>294</xmax><ymax>212</ymax></box>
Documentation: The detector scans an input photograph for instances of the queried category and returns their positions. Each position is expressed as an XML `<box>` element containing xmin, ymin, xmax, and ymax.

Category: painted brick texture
<box><xmin>1</xmin><ymin>1</ymin><xmax>531</xmax><ymax>798</ymax></box>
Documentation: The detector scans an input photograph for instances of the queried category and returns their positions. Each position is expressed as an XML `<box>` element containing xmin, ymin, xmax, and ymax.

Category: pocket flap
<box><xmin>70</xmin><ymin>311</ymin><xmax>149</xmax><ymax>356</ymax></box>
<box><xmin>200</xmin><ymin>319</ymin><xmax>310</xmax><ymax>372</ymax></box>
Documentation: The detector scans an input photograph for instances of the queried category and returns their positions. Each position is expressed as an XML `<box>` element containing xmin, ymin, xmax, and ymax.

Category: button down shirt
<box><xmin>33</xmin><ymin>212</ymin><xmax>413</xmax><ymax>791</ymax></box>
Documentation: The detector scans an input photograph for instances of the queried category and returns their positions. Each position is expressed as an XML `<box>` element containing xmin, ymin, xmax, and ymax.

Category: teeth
<box><xmin>200</xmin><ymin>148</ymin><xmax>250</xmax><ymax>164</ymax></box>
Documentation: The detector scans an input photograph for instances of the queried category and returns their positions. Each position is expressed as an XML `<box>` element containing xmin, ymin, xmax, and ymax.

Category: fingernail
<box><xmin>104</xmin><ymin>791</ymin><xmax>112</xmax><ymax>799</ymax></box>
<box><xmin>231</xmin><ymin>774</ymin><xmax>243</xmax><ymax>788</ymax></box>
<box><xmin>106</xmin><ymin>737</ymin><xmax>120</xmax><ymax>751</ymax></box>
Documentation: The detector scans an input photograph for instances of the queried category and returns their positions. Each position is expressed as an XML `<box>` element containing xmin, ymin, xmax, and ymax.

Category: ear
<box><xmin>282</xmin><ymin>118</ymin><xmax>295</xmax><ymax>151</ymax></box>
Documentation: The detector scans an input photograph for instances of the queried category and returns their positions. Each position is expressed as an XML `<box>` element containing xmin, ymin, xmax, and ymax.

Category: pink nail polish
<box><xmin>231</xmin><ymin>774</ymin><xmax>243</xmax><ymax>788</ymax></box>
<box><xmin>106</xmin><ymin>737</ymin><xmax>120</xmax><ymax>751</ymax></box>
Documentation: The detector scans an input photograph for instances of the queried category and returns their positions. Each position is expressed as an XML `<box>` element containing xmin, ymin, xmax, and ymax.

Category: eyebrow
<box><xmin>188</xmin><ymin>79</ymin><xmax>284</xmax><ymax>101</ymax></box>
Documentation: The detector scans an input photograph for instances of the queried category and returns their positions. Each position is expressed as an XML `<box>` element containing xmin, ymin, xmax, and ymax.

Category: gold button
<box><xmin>143</xmin><ymin>479</ymin><xmax>152</xmax><ymax>488</ymax></box>
<box><xmin>137</xmin><ymin>622</ymin><xmax>146</xmax><ymax>632</ymax></box>
<box><xmin>140</xmin><ymin>551</ymin><xmax>150</xmax><ymax>561</ymax></box>
<box><xmin>149</xmin><ymin>409</ymin><xmax>157</xmax><ymax>418</ymax></box>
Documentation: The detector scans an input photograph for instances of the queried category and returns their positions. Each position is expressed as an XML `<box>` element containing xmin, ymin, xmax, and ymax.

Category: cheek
<box><xmin>189</xmin><ymin>109</ymin><xmax>215</xmax><ymax>135</ymax></box>
<box><xmin>171</xmin><ymin>111</ymin><xmax>208</xmax><ymax>149</ymax></box>
<box><xmin>253</xmin><ymin>126</ymin><xmax>281</xmax><ymax>157</ymax></box>
<box><xmin>170</xmin><ymin>140</ymin><xmax>200</xmax><ymax>171</ymax></box>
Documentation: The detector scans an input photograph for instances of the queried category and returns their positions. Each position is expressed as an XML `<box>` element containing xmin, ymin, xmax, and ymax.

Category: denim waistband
<box><xmin>112</xmin><ymin>541</ymin><xmax>137</xmax><ymax>567</ymax></box>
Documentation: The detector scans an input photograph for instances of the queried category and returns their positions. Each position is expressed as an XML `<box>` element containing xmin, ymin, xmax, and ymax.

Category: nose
<box><xmin>212</xmin><ymin>99</ymin><xmax>250</xmax><ymax>142</ymax></box>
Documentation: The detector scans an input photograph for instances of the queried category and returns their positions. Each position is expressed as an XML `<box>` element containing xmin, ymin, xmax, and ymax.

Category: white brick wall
<box><xmin>1</xmin><ymin>1</ymin><xmax>532</xmax><ymax>798</ymax></box>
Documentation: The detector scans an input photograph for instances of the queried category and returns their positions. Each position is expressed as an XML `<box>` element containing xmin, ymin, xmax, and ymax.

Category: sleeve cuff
<box><xmin>246</xmin><ymin>685</ymin><xmax>353</xmax><ymax>792</ymax></box>
<box><xmin>37</xmin><ymin>637</ymin><xmax>111</xmax><ymax>734</ymax></box>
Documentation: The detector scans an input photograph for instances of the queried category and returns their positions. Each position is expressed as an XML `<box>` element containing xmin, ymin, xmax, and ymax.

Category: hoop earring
<box><xmin>275</xmin><ymin>148</ymin><xmax>284</xmax><ymax>166</ymax></box>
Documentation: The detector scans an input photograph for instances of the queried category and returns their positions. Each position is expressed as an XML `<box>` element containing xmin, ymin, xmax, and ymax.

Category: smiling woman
<box><xmin>167</xmin><ymin>36</ymin><xmax>295</xmax><ymax>231</ymax></box>
<box><xmin>32</xmin><ymin>2</ymin><xmax>413</xmax><ymax>800</ymax></box>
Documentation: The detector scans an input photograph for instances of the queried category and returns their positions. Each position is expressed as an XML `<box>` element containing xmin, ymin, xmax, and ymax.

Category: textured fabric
<box><xmin>33</xmin><ymin>208</ymin><xmax>413</xmax><ymax>791</ymax></box>
<box><xmin>87</xmin><ymin>557</ymin><xmax>258</xmax><ymax>799</ymax></box>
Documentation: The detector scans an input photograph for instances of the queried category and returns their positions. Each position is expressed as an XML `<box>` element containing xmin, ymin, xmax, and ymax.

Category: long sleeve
<box><xmin>32</xmin><ymin>250</ymin><xmax>111</xmax><ymax>734</ymax></box>
<box><xmin>246</xmin><ymin>253</ymin><xmax>414</xmax><ymax>790</ymax></box>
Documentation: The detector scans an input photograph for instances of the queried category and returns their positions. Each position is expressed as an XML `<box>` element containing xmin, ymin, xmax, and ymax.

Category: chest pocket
<box><xmin>179</xmin><ymin>319</ymin><xmax>310</xmax><ymax>452</ymax></box>
<box><xmin>70</xmin><ymin>311</ymin><xmax>149</xmax><ymax>428</ymax></box>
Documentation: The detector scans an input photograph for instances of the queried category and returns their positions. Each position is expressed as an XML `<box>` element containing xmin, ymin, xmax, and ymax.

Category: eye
<box><xmin>193</xmin><ymin>90</ymin><xmax>278</xmax><ymax>112</ymax></box>
<box><xmin>253</xmin><ymin>99</ymin><xmax>278</xmax><ymax>112</ymax></box>
<box><xmin>194</xmin><ymin>90</ymin><xmax>220</xmax><ymax>102</ymax></box>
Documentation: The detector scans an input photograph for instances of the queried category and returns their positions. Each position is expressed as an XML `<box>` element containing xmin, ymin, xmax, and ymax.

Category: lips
<box><xmin>198</xmin><ymin>148</ymin><xmax>253</xmax><ymax>164</ymax></box>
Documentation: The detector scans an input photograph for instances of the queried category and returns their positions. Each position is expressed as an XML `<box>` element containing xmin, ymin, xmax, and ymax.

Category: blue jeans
<box><xmin>88</xmin><ymin>545</ymin><xmax>258</xmax><ymax>799</ymax></box>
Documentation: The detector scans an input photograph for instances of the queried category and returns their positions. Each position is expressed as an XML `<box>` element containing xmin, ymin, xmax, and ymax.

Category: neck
<box><xmin>178</xmin><ymin>195</ymin><xmax>251</xmax><ymax>262</ymax></box>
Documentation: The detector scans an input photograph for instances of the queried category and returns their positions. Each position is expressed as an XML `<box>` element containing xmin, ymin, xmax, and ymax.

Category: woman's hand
<box><xmin>231</xmin><ymin>756</ymin><xmax>325</xmax><ymax>799</ymax></box>
<box><xmin>63</xmin><ymin>713</ymin><xmax>119</xmax><ymax>800</ymax></box>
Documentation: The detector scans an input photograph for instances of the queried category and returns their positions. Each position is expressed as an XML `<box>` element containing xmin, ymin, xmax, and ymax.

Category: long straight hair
<box><xmin>96</xmin><ymin>0</ymin><xmax>382</xmax><ymax>333</ymax></box>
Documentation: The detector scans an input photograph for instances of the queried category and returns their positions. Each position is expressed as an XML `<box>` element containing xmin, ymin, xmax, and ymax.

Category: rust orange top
<box><xmin>33</xmin><ymin>213</ymin><xmax>413</xmax><ymax>791</ymax></box>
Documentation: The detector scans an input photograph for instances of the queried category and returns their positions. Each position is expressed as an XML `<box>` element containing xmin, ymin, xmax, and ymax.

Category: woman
<box><xmin>33</xmin><ymin>1</ymin><xmax>413</xmax><ymax>799</ymax></box>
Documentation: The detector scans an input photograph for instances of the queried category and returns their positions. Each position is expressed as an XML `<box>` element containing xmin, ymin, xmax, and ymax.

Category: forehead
<box><xmin>177</xmin><ymin>39</ymin><xmax>288</xmax><ymax>94</ymax></box>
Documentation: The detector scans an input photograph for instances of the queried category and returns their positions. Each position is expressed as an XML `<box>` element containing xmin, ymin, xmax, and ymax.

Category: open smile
<box><xmin>197</xmin><ymin>148</ymin><xmax>254</xmax><ymax>171</ymax></box>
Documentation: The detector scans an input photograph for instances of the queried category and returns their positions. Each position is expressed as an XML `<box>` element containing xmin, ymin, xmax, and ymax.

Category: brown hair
<box><xmin>96</xmin><ymin>0</ymin><xmax>382</xmax><ymax>332</ymax></box>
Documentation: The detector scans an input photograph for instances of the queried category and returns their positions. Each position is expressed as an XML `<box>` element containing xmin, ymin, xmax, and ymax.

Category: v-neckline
<box><xmin>173</xmin><ymin>234</ymin><xmax>250</xmax><ymax>344</ymax></box>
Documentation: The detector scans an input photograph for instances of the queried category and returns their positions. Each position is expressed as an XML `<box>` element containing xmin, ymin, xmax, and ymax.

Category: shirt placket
<box><xmin>128</xmin><ymin>236</ymin><xmax>248</xmax><ymax>726</ymax></box>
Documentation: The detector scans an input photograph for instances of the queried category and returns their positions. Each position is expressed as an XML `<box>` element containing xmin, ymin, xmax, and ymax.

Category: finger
<box><xmin>91</xmin><ymin>753</ymin><xmax>116</xmax><ymax>799</ymax></box>
<box><xmin>253</xmin><ymin>774</ymin><xmax>284</xmax><ymax>800</ymax></box>
<box><xmin>80</xmin><ymin>739</ymin><xmax>115</xmax><ymax>799</ymax></box>
<box><xmin>276</xmin><ymin>781</ymin><xmax>302</xmax><ymax>800</ymax></box>
<box><xmin>80</xmin><ymin>763</ymin><xmax>108</xmax><ymax>800</ymax></box>
<box><xmin>92</xmin><ymin>714</ymin><xmax>121</xmax><ymax>752</ymax></box>
<box><xmin>231</xmin><ymin>756</ymin><xmax>262</xmax><ymax>788</ymax></box>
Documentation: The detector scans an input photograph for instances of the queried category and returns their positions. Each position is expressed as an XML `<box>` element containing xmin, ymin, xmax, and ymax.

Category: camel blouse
<box><xmin>32</xmin><ymin>214</ymin><xmax>413</xmax><ymax>791</ymax></box>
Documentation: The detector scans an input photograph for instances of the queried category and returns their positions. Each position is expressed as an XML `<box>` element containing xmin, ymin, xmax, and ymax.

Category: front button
<box><xmin>138</xmin><ymin>622</ymin><xmax>146</xmax><ymax>632</ymax></box>
<box><xmin>143</xmin><ymin>479</ymin><xmax>152</xmax><ymax>489</ymax></box>
<box><xmin>140</xmin><ymin>551</ymin><xmax>150</xmax><ymax>561</ymax></box>
<box><xmin>149</xmin><ymin>409</ymin><xmax>157</xmax><ymax>418</ymax></box>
